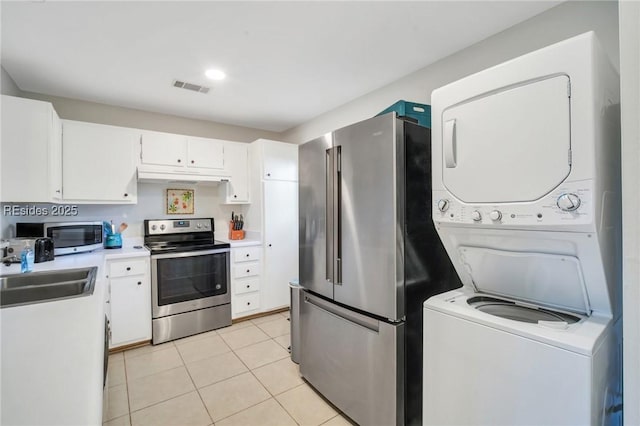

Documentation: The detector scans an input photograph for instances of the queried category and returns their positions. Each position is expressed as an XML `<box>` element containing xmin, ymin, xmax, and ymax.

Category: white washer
<box><xmin>424</xmin><ymin>32</ymin><xmax>622</xmax><ymax>426</ymax></box>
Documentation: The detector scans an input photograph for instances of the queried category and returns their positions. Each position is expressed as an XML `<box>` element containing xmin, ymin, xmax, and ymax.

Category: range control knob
<box><xmin>196</xmin><ymin>223</ymin><xmax>202</xmax><ymax>229</ymax></box>
<box><xmin>160</xmin><ymin>224</ymin><xmax>166</xmax><ymax>231</ymax></box>
<box><xmin>151</xmin><ymin>225</ymin><xmax>157</xmax><ymax>231</ymax></box>
<box><xmin>437</xmin><ymin>199</ymin><xmax>450</xmax><ymax>212</ymax></box>
<box><xmin>489</xmin><ymin>210</ymin><xmax>502</xmax><ymax>221</ymax></box>
<box><xmin>557</xmin><ymin>193</ymin><xmax>581</xmax><ymax>212</ymax></box>
<box><xmin>471</xmin><ymin>210</ymin><xmax>482</xmax><ymax>222</ymax></box>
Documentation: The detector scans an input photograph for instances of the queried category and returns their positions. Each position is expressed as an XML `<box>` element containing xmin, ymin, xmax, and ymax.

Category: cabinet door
<box><xmin>1</xmin><ymin>96</ymin><xmax>59</xmax><ymax>202</ymax></box>
<box><xmin>224</xmin><ymin>142</ymin><xmax>249</xmax><ymax>202</ymax></box>
<box><xmin>50</xmin><ymin>109</ymin><xmax>63</xmax><ymax>200</ymax></box>
<box><xmin>140</xmin><ymin>131</ymin><xmax>187</xmax><ymax>167</ymax></box>
<box><xmin>110</xmin><ymin>274</ymin><xmax>151</xmax><ymax>348</ymax></box>
<box><xmin>62</xmin><ymin>121</ymin><xmax>138</xmax><ymax>202</ymax></box>
<box><xmin>187</xmin><ymin>136</ymin><xmax>224</xmax><ymax>170</ymax></box>
<box><xmin>262</xmin><ymin>140</ymin><xmax>298</xmax><ymax>181</ymax></box>
<box><xmin>263</xmin><ymin>180</ymin><xmax>299</xmax><ymax>310</ymax></box>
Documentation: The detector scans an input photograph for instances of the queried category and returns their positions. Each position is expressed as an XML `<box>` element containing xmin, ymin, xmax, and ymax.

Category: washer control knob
<box><xmin>151</xmin><ymin>225</ymin><xmax>157</xmax><ymax>231</ymax></box>
<box><xmin>557</xmin><ymin>193</ymin><xmax>581</xmax><ymax>212</ymax></box>
<box><xmin>437</xmin><ymin>199</ymin><xmax>450</xmax><ymax>212</ymax></box>
<box><xmin>471</xmin><ymin>210</ymin><xmax>482</xmax><ymax>222</ymax></box>
<box><xmin>489</xmin><ymin>210</ymin><xmax>502</xmax><ymax>221</ymax></box>
<box><xmin>160</xmin><ymin>224</ymin><xmax>166</xmax><ymax>231</ymax></box>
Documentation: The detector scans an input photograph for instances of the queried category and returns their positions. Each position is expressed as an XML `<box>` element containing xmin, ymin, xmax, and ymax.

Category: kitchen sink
<box><xmin>0</xmin><ymin>267</ymin><xmax>97</xmax><ymax>308</ymax></box>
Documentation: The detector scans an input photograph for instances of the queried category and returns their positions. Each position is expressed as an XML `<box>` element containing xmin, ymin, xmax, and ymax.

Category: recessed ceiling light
<box><xmin>205</xmin><ymin>69</ymin><xmax>226</xmax><ymax>80</ymax></box>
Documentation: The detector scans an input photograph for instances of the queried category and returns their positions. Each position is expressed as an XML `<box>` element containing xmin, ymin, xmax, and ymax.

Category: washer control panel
<box><xmin>433</xmin><ymin>181</ymin><xmax>593</xmax><ymax>227</ymax></box>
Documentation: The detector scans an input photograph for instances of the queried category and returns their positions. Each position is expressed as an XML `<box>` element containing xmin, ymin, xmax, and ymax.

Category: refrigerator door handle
<box><xmin>304</xmin><ymin>293</ymin><xmax>379</xmax><ymax>332</ymax></box>
<box><xmin>326</xmin><ymin>148</ymin><xmax>335</xmax><ymax>283</ymax></box>
<box><xmin>326</xmin><ymin>146</ymin><xmax>342</xmax><ymax>285</ymax></box>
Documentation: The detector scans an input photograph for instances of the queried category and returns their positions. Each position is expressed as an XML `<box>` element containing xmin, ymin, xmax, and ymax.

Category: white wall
<box><xmin>0</xmin><ymin>183</ymin><xmax>246</xmax><ymax>240</ymax></box>
<box><xmin>620</xmin><ymin>1</ymin><xmax>640</xmax><ymax>424</ymax></box>
<box><xmin>0</xmin><ymin>66</ymin><xmax>22</xmax><ymax>97</ymax></box>
<box><xmin>280</xmin><ymin>1</ymin><xmax>619</xmax><ymax>144</ymax></box>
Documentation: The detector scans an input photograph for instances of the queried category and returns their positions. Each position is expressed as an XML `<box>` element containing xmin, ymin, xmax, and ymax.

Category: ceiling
<box><xmin>1</xmin><ymin>1</ymin><xmax>561</xmax><ymax>132</ymax></box>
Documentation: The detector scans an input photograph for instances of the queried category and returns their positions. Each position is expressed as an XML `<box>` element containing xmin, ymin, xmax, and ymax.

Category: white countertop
<box><xmin>217</xmin><ymin>230</ymin><xmax>262</xmax><ymax>248</ymax></box>
<box><xmin>0</xmin><ymin>241</ymin><xmax>150</xmax><ymax>425</ymax></box>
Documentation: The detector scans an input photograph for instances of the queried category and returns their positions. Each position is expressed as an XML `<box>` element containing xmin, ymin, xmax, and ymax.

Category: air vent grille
<box><xmin>172</xmin><ymin>80</ymin><xmax>210</xmax><ymax>94</ymax></box>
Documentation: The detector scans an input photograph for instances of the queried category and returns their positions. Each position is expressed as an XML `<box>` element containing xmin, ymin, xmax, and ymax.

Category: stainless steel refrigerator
<box><xmin>298</xmin><ymin>112</ymin><xmax>460</xmax><ymax>425</ymax></box>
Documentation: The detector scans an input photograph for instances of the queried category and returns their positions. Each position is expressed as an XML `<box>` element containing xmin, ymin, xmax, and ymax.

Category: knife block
<box><xmin>229</xmin><ymin>221</ymin><xmax>245</xmax><ymax>240</ymax></box>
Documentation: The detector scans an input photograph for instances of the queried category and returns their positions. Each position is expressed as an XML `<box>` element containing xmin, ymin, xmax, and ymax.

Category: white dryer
<box><xmin>424</xmin><ymin>32</ymin><xmax>621</xmax><ymax>426</ymax></box>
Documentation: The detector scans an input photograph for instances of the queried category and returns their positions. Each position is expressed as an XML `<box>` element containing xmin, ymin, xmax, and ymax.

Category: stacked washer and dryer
<box><xmin>423</xmin><ymin>32</ymin><xmax>622</xmax><ymax>425</ymax></box>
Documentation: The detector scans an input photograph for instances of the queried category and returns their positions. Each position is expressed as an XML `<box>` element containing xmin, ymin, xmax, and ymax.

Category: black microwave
<box><xmin>16</xmin><ymin>222</ymin><xmax>103</xmax><ymax>255</ymax></box>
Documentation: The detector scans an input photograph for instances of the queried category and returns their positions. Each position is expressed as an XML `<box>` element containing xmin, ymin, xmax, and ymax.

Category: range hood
<box><xmin>137</xmin><ymin>166</ymin><xmax>230</xmax><ymax>184</ymax></box>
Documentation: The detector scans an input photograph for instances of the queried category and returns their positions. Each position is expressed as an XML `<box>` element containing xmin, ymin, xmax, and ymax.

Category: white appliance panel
<box><xmin>459</xmin><ymin>246</ymin><xmax>590</xmax><ymax>314</ymax></box>
<box><xmin>423</xmin><ymin>306</ymin><xmax>592</xmax><ymax>426</ymax></box>
<box><xmin>442</xmin><ymin>75</ymin><xmax>571</xmax><ymax>204</ymax></box>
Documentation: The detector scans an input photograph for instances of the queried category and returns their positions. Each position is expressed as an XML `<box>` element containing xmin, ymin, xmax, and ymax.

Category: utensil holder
<box><xmin>229</xmin><ymin>222</ymin><xmax>245</xmax><ymax>240</ymax></box>
<box><xmin>105</xmin><ymin>233</ymin><xmax>122</xmax><ymax>249</ymax></box>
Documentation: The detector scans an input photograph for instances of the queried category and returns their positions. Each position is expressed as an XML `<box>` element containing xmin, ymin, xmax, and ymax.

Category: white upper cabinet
<box><xmin>222</xmin><ymin>142</ymin><xmax>250</xmax><ymax>203</ymax></box>
<box><xmin>186</xmin><ymin>136</ymin><xmax>224</xmax><ymax>170</ymax></box>
<box><xmin>140</xmin><ymin>131</ymin><xmax>186</xmax><ymax>167</ymax></box>
<box><xmin>1</xmin><ymin>95</ymin><xmax>62</xmax><ymax>202</ymax></box>
<box><xmin>261</xmin><ymin>139</ymin><xmax>299</xmax><ymax>181</ymax></box>
<box><xmin>139</xmin><ymin>130</ymin><xmax>228</xmax><ymax>177</ymax></box>
<box><xmin>62</xmin><ymin>120</ymin><xmax>138</xmax><ymax>203</ymax></box>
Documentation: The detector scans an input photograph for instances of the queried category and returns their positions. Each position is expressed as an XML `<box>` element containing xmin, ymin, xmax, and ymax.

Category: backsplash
<box><xmin>0</xmin><ymin>182</ymin><xmax>247</xmax><ymax>240</ymax></box>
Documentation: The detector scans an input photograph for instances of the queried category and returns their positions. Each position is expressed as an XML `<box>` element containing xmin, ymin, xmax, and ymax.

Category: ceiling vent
<box><xmin>172</xmin><ymin>79</ymin><xmax>210</xmax><ymax>94</ymax></box>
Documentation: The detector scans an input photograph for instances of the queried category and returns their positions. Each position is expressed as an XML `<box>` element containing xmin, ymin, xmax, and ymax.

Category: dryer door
<box><xmin>442</xmin><ymin>75</ymin><xmax>571</xmax><ymax>203</ymax></box>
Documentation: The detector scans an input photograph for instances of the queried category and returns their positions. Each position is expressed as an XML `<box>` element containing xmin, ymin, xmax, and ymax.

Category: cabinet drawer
<box><xmin>109</xmin><ymin>259</ymin><xmax>148</xmax><ymax>278</ymax></box>
<box><xmin>233</xmin><ymin>263</ymin><xmax>261</xmax><ymax>279</ymax></box>
<box><xmin>234</xmin><ymin>292</ymin><xmax>260</xmax><ymax>315</ymax></box>
<box><xmin>234</xmin><ymin>278</ymin><xmax>260</xmax><ymax>295</ymax></box>
<box><xmin>233</xmin><ymin>246</ymin><xmax>262</xmax><ymax>263</ymax></box>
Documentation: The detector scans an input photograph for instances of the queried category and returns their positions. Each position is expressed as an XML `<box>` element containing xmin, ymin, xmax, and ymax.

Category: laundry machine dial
<box><xmin>437</xmin><ymin>199</ymin><xmax>450</xmax><ymax>212</ymax></box>
<box><xmin>557</xmin><ymin>193</ymin><xmax>581</xmax><ymax>211</ymax></box>
<box><xmin>489</xmin><ymin>210</ymin><xmax>502</xmax><ymax>221</ymax></box>
<box><xmin>471</xmin><ymin>210</ymin><xmax>482</xmax><ymax>222</ymax></box>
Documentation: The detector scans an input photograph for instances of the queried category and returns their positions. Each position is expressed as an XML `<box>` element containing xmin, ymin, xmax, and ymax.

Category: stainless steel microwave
<box><xmin>16</xmin><ymin>222</ymin><xmax>103</xmax><ymax>255</ymax></box>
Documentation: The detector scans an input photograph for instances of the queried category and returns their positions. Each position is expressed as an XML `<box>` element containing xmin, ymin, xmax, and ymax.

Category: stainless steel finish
<box><xmin>0</xmin><ymin>266</ymin><xmax>97</xmax><ymax>308</ymax></box>
<box><xmin>299</xmin><ymin>133</ymin><xmax>333</xmax><ymax>300</ymax></box>
<box><xmin>150</xmin><ymin>248</ymin><xmax>231</xmax><ymax>318</ymax></box>
<box><xmin>152</xmin><ymin>303</ymin><xmax>232</xmax><ymax>344</ymax></box>
<box><xmin>6</xmin><ymin>238</ymin><xmax>37</xmax><ymax>256</ymax></box>
<box><xmin>300</xmin><ymin>291</ymin><xmax>403</xmax><ymax>426</ymax></box>
<box><xmin>333</xmin><ymin>114</ymin><xmax>404</xmax><ymax>320</ymax></box>
<box><xmin>146</xmin><ymin>218</ymin><xmax>212</xmax><ymax>235</ymax></box>
<box><xmin>289</xmin><ymin>281</ymin><xmax>302</xmax><ymax>364</ymax></box>
<box><xmin>325</xmin><ymin>146</ymin><xmax>342</xmax><ymax>285</ymax></box>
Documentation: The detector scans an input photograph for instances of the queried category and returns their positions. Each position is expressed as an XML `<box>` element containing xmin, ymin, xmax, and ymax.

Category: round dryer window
<box><xmin>468</xmin><ymin>296</ymin><xmax>580</xmax><ymax>324</ymax></box>
<box><xmin>441</xmin><ymin>75</ymin><xmax>571</xmax><ymax>203</ymax></box>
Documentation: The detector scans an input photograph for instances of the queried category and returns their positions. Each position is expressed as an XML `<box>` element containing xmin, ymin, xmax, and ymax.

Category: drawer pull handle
<box><xmin>246</xmin><ymin>284</ymin><xmax>250</xmax><ymax>288</ymax></box>
<box><xmin>246</xmin><ymin>254</ymin><xmax>250</xmax><ymax>257</ymax></box>
<box><xmin>247</xmin><ymin>302</ymin><xmax>251</xmax><ymax>306</ymax></box>
<box><xmin>246</xmin><ymin>269</ymin><xmax>250</xmax><ymax>273</ymax></box>
<box><xmin>137</xmin><ymin>281</ymin><xmax>142</xmax><ymax>286</ymax></box>
<box><xmin>126</xmin><ymin>267</ymin><xmax>131</xmax><ymax>271</ymax></box>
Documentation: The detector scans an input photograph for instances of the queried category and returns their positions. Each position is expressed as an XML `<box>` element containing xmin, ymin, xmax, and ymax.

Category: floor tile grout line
<box><xmin>174</xmin><ymin>340</ymin><xmax>215</xmax><ymax>426</ymax></box>
<box><xmin>125</xmin><ymin>365</ymin><xmax>195</xmax><ymax>415</ymax></box>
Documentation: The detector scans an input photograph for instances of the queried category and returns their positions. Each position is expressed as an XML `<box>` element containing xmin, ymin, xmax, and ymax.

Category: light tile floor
<box><xmin>104</xmin><ymin>311</ymin><xmax>354</xmax><ymax>426</ymax></box>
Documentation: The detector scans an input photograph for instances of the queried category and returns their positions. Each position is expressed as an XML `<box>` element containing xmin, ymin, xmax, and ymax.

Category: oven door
<box><xmin>151</xmin><ymin>248</ymin><xmax>230</xmax><ymax>318</ymax></box>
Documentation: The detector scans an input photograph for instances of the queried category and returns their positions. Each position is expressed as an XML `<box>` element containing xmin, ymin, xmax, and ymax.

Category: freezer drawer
<box><xmin>300</xmin><ymin>291</ymin><xmax>403</xmax><ymax>426</ymax></box>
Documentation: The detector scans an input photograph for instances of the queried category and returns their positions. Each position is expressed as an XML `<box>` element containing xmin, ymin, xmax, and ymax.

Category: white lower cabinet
<box><xmin>107</xmin><ymin>257</ymin><xmax>151</xmax><ymax>348</ymax></box>
<box><xmin>231</xmin><ymin>244</ymin><xmax>262</xmax><ymax>319</ymax></box>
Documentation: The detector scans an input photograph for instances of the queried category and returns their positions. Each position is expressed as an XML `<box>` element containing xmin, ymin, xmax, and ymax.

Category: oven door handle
<box><xmin>150</xmin><ymin>248</ymin><xmax>230</xmax><ymax>260</ymax></box>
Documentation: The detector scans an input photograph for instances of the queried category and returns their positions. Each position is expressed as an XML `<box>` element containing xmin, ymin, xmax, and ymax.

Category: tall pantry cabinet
<box><xmin>246</xmin><ymin>139</ymin><xmax>299</xmax><ymax>313</ymax></box>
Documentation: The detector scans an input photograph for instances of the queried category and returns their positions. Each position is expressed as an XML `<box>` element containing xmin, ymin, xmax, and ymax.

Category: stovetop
<box><xmin>143</xmin><ymin>218</ymin><xmax>230</xmax><ymax>254</ymax></box>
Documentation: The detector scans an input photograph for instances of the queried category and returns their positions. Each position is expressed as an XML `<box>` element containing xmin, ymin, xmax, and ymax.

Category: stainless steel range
<box><xmin>144</xmin><ymin>218</ymin><xmax>231</xmax><ymax>344</ymax></box>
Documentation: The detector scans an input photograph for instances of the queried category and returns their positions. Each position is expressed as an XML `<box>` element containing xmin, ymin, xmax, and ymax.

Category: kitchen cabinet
<box><xmin>139</xmin><ymin>130</ymin><xmax>228</xmax><ymax>174</ymax></box>
<box><xmin>263</xmin><ymin>180</ymin><xmax>298</xmax><ymax>309</ymax></box>
<box><xmin>222</xmin><ymin>142</ymin><xmax>250</xmax><ymax>203</ymax></box>
<box><xmin>246</xmin><ymin>139</ymin><xmax>299</xmax><ymax>313</ymax></box>
<box><xmin>1</xmin><ymin>95</ymin><xmax>62</xmax><ymax>202</ymax></box>
<box><xmin>107</xmin><ymin>257</ymin><xmax>151</xmax><ymax>348</ymax></box>
<box><xmin>231</xmin><ymin>244</ymin><xmax>262</xmax><ymax>318</ymax></box>
<box><xmin>62</xmin><ymin>120</ymin><xmax>138</xmax><ymax>203</ymax></box>
<box><xmin>261</xmin><ymin>139</ymin><xmax>299</xmax><ymax>181</ymax></box>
